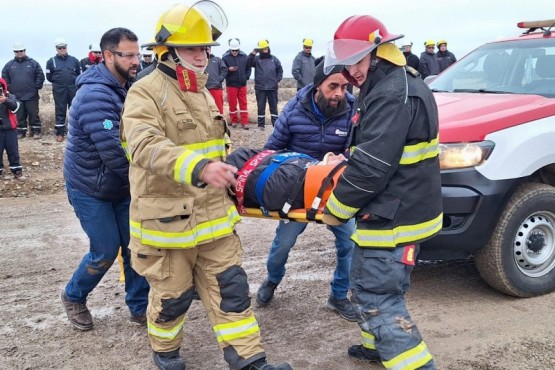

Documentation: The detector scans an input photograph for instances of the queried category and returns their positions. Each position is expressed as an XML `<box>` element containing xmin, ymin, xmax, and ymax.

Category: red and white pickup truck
<box><xmin>421</xmin><ymin>19</ymin><xmax>555</xmax><ymax>297</ymax></box>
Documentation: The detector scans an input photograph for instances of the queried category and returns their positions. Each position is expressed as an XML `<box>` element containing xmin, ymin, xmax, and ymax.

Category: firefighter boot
<box><xmin>256</xmin><ymin>279</ymin><xmax>278</xmax><ymax>306</ymax></box>
<box><xmin>347</xmin><ymin>344</ymin><xmax>381</xmax><ymax>362</ymax></box>
<box><xmin>242</xmin><ymin>358</ymin><xmax>293</xmax><ymax>370</ymax></box>
<box><xmin>153</xmin><ymin>348</ymin><xmax>186</xmax><ymax>370</ymax></box>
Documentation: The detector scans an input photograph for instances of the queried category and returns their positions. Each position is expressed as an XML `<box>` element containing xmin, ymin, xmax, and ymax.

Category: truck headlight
<box><xmin>439</xmin><ymin>141</ymin><xmax>495</xmax><ymax>170</ymax></box>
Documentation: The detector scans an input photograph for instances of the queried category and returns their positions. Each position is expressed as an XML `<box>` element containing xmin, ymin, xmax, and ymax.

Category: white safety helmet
<box><xmin>54</xmin><ymin>37</ymin><xmax>68</xmax><ymax>47</ymax></box>
<box><xmin>89</xmin><ymin>43</ymin><xmax>101</xmax><ymax>52</ymax></box>
<box><xmin>228</xmin><ymin>38</ymin><xmax>240</xmax><ymax>50</ymax></box>
<box><xmin>12</xmin><ymin>42</ymin><xmax>25</xmax><ymax>51</ymax></box>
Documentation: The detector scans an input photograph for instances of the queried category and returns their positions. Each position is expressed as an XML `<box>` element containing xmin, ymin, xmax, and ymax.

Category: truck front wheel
<box><xmin>475</xmin><ymin>183</ymin><xmax>555</xmax><ymax>297</ymax></box>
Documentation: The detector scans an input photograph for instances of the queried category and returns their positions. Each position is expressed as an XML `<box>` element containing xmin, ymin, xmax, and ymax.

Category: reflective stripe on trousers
<box><xmin>350</xmin><ymin>245</ymin><xmax>436</xmax><ymax>370</ymax></box>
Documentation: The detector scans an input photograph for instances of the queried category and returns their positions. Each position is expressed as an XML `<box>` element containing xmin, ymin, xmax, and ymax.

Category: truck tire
<box><xmin>475</xmin><ymin>183</ymin><xmax>555</xmax><ymax>297</ymax></box>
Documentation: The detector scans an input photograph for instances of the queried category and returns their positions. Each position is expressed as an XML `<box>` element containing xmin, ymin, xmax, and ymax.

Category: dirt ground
<box><xmin>1</xmin><ymin>94</ymin><xmax>555</xmax><ymax>370</ymax></box>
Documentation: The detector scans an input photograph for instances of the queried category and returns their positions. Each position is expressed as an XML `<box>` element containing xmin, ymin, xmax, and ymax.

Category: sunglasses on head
<box><xmin>57</xmin><ymin>46</ymin><xmax>67</xmax><ymax>50</ymax></box>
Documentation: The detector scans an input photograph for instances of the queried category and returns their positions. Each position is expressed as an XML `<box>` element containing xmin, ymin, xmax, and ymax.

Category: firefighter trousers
<box><xmin>226</xmin><ymin>86</ymin><xmax>249</xmax><ymax>125</ymax></box>
<box><xmin>350</xmin><ymin>244</ymin><xmax>436</xmax><ymax>370</ymax></box>
<box><xmin>130</xmin><ymin>233</ymin><xmax>266</xmax><ymax>370</ymax></box>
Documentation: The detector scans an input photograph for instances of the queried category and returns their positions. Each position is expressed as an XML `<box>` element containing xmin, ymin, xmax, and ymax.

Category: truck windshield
<box><xmin>428</xmin><ymin>38</ymin><xmax>555</xmax><ymax>97</ymax></box>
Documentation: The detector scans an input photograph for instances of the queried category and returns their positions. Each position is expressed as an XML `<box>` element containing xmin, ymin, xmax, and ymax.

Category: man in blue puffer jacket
<box><xmin>60</xmin><ymin>27</ymin><xmax>149</xmax><ymax>332</ymax></box>
<box><xmin>257</xmin><ymin>61</ymin><xmax>358</xmax><ymax>322</ymax></box>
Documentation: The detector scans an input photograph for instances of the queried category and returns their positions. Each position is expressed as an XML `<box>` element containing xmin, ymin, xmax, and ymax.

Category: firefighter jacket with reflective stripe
<box><xmin>121</xmin><ymin>60</ymin><xmax>239</xmax><ymax>250</ymax></box>
<box><xmin>325</xmin><ymin>61</ymin><xmax>443</xmax><ymax>248</ymax></box>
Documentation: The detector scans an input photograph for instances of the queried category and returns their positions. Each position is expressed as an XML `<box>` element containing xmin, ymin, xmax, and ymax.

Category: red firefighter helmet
<box><xmin>324</xmin><ymin>15</ymin><xmax>404</xmax><ymax>73</ymax></box>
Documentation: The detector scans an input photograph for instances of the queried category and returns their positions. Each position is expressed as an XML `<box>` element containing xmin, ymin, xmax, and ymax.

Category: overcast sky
<box><xmin>2</xmin><ymin>0</ymin><xmax>555</xmax><ymax>78</ymax></box>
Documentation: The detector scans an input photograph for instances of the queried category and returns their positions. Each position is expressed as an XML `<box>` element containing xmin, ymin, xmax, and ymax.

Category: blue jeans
<box><xmin>64</xmin><ymin>181</ymin><xmax>149</xmax><ymax>316</ymax></box>
<box><xmin>266</xmin><ymin>219</ymin><xmax>355</xmax><ymax>299</ymax></box>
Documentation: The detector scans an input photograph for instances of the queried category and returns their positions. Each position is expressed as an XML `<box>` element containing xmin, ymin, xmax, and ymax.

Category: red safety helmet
<box><xmin>324</xmin><ymin>15</ymin><xmax>404</xmax><ymax>74</ymax></box>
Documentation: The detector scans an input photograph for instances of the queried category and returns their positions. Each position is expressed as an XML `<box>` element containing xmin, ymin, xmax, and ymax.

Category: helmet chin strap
<box><xmin>170</xmin><ymin>47</ymin><xmax>181</xmax><ymax>65</ymax></box>
<box><xmin>169</xmin><ymin>47</ymin><xmax>206</xmax><ymax>73</ymax></box>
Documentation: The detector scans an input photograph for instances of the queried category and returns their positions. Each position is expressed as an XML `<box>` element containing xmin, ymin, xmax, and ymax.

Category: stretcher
<box><xmin>232</xmin><ymin>150</ymin><xmax>346</xmax><ymax>223</ymax></box>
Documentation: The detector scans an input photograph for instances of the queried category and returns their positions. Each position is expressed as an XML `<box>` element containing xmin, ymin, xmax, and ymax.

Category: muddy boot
<box><xmin>347</xmin><ymin>344</ymin><xmax>381</xmax><ymax>362</ymax></box>
<box><xmin>60</xmin><ymin>290</ymin><xmax>93</xmax><ymax>331</ymax></box>
<box><xmin>128</xmin><ymin>313</ymin><xmax>147</xmax><ymax>326</ymax></box>
<box><xmin>153</xmin><ymin>348</ymin><xmax>186</xmax><ymax>370</ymax></box>
<box><xmin>14</xmin><ymin>171</ymin><xmax>26</xmax><ymax>182</ymax></box>
<box><xmin>242</xmin><ymin>358</ymin><xmax>292</xmax><ymax>370</ymax></box>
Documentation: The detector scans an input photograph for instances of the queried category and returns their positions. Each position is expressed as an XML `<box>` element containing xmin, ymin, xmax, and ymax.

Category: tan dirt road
<box><xmin>0</xmin><ymin>128</ymin><xmax>554</xmax><ymax>370</ymax></box>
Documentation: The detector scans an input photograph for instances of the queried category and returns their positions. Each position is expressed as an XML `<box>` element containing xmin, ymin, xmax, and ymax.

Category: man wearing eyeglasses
<box><xmin>45</xmin><ymin>37</ymin><xmax>81</xmax><ymax>142</ymax></box>
<box><xmin>80</xmin><ymin>44</ymin><xmax>103</xmax><ymax>73</ymax></box>
<box><xmin>292</xmin><ymin>38</ymin><xmax>316</xmax><ymax>91</ymax></box>
<box><xmin>419</xmin><ymin>40</ymin><xmax>440</xmax><ymax>80</ymax></box>
<box><xmin>61</xmin><ymin>27</ymin><xmax>148</xmax><ymax>333</ymax></box>
<box><xmin>2</xmin><ymin>43</ymin><xmax>45</xmax><ymax>139</ymax></box>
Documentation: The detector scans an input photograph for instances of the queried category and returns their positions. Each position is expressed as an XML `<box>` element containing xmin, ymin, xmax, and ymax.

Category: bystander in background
<box><xmin>46</xmin><ymin>38</ymin><xmax>81</xmax><ymax>142</ymax></box>
<box><xmin>2</xmin><ymin>43</ymin><xmax>45</xmax><ymax>139</ymax></box>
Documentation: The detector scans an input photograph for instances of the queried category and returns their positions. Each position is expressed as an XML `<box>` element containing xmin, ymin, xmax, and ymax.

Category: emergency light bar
<box><xmin>517</xmin><ymin>19</ymin><xmax>555</xmax><ymax>28</ymax></box>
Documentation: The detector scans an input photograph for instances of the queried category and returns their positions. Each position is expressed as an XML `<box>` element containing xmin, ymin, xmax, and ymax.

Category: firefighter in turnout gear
<box><xmin>120</xmin><ymin>2</ymin><xmax>293</xmax><ymax>370</ymax></box>
<box><xmin>322</xmin><ymin>15</ymin><xmax>443</xmax><ymax>369</ymax></box>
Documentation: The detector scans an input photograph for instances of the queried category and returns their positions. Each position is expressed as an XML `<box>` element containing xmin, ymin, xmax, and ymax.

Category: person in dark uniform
<box><xmin>2</xmin><ymin>43</ymin><xmax>45</xmax><ymax>139</ymax></box>
<box><xmin>401</xmin><ymin>40</ymin><xmax>420</xmax><ymax>71</ymax></box>
<box><xmin>0</xmin><ymin>77</ymin><xmax>25</xmax><ymax>180</ymax></box>
<box><xmin>323</xmin><ymin>15</ymin><xmax>442</xmax><ymax>369</ymax></box>
<box><xmin>419</xmin><ymin>40</ymin><xmax>440</xmax><ymax>80</ymax></box>
<box><xmin>46</xmin><ymin>38</ymin><xmax>81</xmax><ymax>142</ymax></box>
<box><xmin>247</xmin><ymin>39</ymin><xmax>283</xmax><ymax>130</ymax></box>
<box><xmin>139</xmin><ymin>50</ymin><xmax>155</xmax><ymax>71</ymax></box>
<box><xmin>436</xmin><ymin>39</ymin><xmax>457</xmax><ymax>73</ymax></box>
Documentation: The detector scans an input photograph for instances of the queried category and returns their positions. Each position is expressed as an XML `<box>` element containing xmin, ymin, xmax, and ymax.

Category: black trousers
<box><xmin>255</xmin><ymin>89</ymin><xmax>278</xmax><ymax>127</ymax></box>
<box><xmin>53</xmin><ymin>84</ymin><xmax>78</xmax><ymax>136</ymax></box>
<box><xmin>0</xmin><ymin>129</ymin><xmax>21</xmax><ymax>174</ymax></box>
<box><xmin>16</xmin><ymin>99</ymin><xmax>41</xmax><ymax>136</ymax></box>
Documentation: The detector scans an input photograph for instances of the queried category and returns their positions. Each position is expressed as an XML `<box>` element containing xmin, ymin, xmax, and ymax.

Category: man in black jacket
<box><xmin>222</xmin><ymin>38</ymin><xmax>251</xmax><ymax>129</ymax></box>
<box><xmin>323</xmin><ymin>15</ymin><xmax>442</xmax><ymax>369</ymax></box>
<box><xmin>247</xmin><ymin>39</ymin><xmax>283</xmax><ymax>130</ymax></box>
<box><xmin>401</xmin><ymin>40</ymin><xmax>420</xmax><ymax>71</ymax></box>
<box><xmin>205</xmin><ymin>46</ymin><xmax>227</xmax><ymax>115</ymax></box>
<box><xmin>46</xmin><ymin>38</ymin><xmax>81</xmax><ymax>142</ymax></box>
<box><xmin>139</xmin><ymin>50</ymin><xmax>155</xmax><ymax>71</ymax></box>
<box><xmin>436</xmin><ymin>39</ymin><xmax>457</xmax><ymax>73</ymax></box>
<box><xmin>80</xmin><ymin>44</ymin><xmax>103</xmax><ymax>73</ymax></box>
<box><xmin>0</xmin><ymin>77</ymin><xmax>25</xmax><ymax>180</ymax></box>
<box><xmin>2</xmin><ymin>43</ymin><xmax>45</xmax><ymax>139</ymax></box>
<box><xmin>419</xmin><ymin>40</ymin><xmax>440</xmax><ymax>80</ymax></box>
